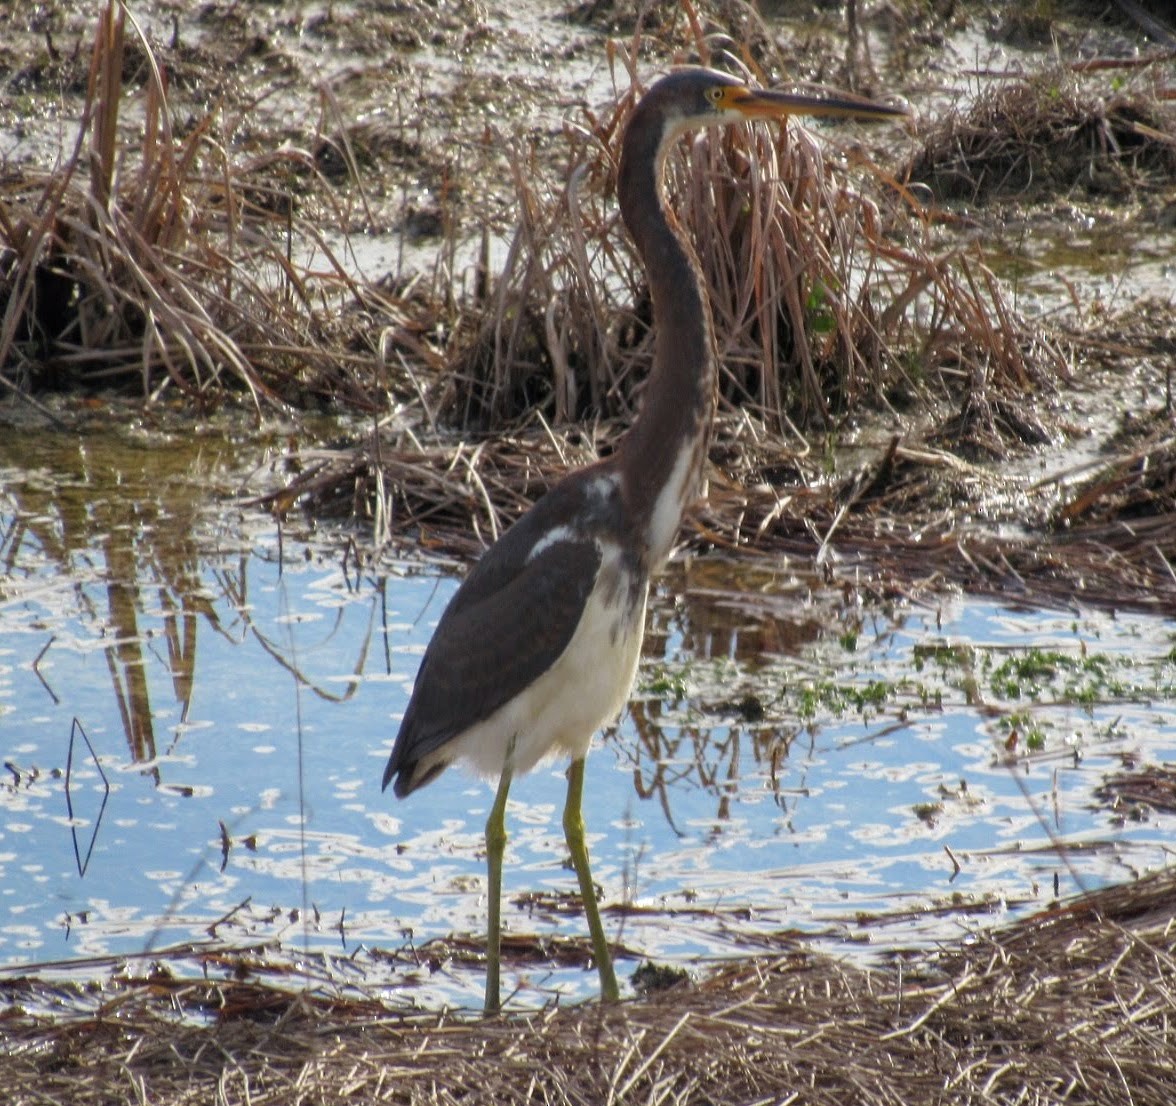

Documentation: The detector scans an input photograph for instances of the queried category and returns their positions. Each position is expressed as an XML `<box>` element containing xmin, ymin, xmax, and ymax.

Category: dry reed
<box><xmin>0</xmin><ymin>1</ymin><xmax>416</xmax><ymax>415</ymax></box>
<box><xmin>444</xmin><ymin>45</ymin><xmax>1060</xmax><ymax>440</ymax></box>
<box><xmin>905</xmin><ymin>64</ymin><xmax>1176</xmax><ymax>203</ymax></box>
<box><xmin>3</xmin><ymin>867</ymin><xmax>1174</xmax><ymax>1105</ymax></box>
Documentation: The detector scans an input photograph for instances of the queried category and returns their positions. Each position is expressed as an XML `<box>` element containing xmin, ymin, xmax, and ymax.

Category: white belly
<box><xmin>445</xmin><ymin>564</ymin><xmax>648</xmax><ymax>781</ymax></box>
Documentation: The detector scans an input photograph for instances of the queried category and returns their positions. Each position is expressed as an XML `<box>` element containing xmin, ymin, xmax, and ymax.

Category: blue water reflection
<box><xmin>2</xmin><ymin>431</ymin><xmax>1174</xmax><ymax>1010</ymax></box>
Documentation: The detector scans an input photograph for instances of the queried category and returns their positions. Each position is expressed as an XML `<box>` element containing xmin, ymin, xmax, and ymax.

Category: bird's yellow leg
<box><xmin>484</xmin><ymin>762</ymin><xmax>512</xmax><ymax>1016</ymax></box>
<box><xmin>563</xmin><ymin>756</ymin><xmax>620</xmax><ymax>1003</ymax></box>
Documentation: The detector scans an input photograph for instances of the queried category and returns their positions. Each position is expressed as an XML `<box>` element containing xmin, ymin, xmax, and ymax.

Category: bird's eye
<box><xmin>706</xmin><ymin>87</ymin><xmax>724</xmax><ymax>105</ymax></box>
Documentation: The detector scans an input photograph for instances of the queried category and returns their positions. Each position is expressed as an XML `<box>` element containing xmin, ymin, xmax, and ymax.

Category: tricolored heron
<box><xmin>383</xmin><ymin>67</ymin><xmax>905</xmax><ymax>1014</ymax></box>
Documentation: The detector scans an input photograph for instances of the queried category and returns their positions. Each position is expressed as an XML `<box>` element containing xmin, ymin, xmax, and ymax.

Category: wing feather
<box><xmin>383</xmin><ymin>535</ymin><xmax>601</xmax><ymax>795</ymax></box>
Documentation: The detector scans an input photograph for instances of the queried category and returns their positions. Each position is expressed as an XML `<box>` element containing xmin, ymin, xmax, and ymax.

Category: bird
<box><xmin>383</xmin><ymin>67</ymin><xmax>906</xmax><ymax>1014</ymax></box>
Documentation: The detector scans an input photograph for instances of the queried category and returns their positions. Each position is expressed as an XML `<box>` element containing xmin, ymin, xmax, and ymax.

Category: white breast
<box><xmin>645</xmin><ymin>441</ymin><xmax>701</xmax><ymax>567</ymax></box>
<box><xmin>444</xmin><ymin>542</ymin><xmax>649</xmax><ymax>781</ymax></box>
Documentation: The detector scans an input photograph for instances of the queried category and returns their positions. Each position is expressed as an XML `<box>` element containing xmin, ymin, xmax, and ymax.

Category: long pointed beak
<box><xmin>732</xmin><ymin>86</ymin><xmax>908</xmax><ymax>123</ymax></box>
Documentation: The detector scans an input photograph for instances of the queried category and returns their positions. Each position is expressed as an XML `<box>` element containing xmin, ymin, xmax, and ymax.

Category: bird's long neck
<box><xmin>615</xmin><ymin>111</ymin><xmax>718</xmax><ymax>569</ymax></box>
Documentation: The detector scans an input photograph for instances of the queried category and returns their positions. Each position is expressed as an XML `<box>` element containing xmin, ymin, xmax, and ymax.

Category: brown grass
<box><xmin>1054</xmin><ymin>417</ymin><xmax>1176</xmax><ymax>530</ymax></box>
<box><xmin>3</xmin><ymin>868</ymin><xmax>1175</xmax><ymax>1104</ymax></box>
<box><xmin>258</xmin><ymin>408</ymin><xmax>1176</xmax><ymax>615</ymax></box>
<box><xmin>905</xmin><ymin>64</ymin><xmax>1176</xmax><ymax>203</ymax></box>
<box><xmin>0</xmin><ymin>1</ymin><xmax>420</xmax><ymax>415</ymax></box>
<box><xmin>443</xmin><ymin>45</ymin><xmax>1060</xmax><ymax>439</ymax></box>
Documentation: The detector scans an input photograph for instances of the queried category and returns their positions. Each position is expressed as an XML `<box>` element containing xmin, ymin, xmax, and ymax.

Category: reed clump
<box><xmin>3</xmin><ymin>867</ymin><xmax>1175</xmax><ymax>1105</ymax></box>
<box><xmin>905</xmin><ymin>64</ymin><xmax>1176</xmax><ymax>203</ymax></box>
<box><xmin>444</xmin><ymin>51</ymin><xmax>1061</xmax><ymax>442</ymax></box>
<box><xmin>0</xmin><ymin>2</ymin><xmax>413</xmax><ymax>416</ymax></box>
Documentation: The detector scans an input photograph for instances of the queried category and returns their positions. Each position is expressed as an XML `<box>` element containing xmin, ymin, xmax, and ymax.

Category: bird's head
<box><xmin>645</xmin><ymin>65</ymin><xmax>907</xmax><ymax>136</ymax></box>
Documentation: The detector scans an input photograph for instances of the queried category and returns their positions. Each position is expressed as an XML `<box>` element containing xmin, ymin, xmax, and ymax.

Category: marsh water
<box><xmin>2</xmin><ymin>424</ymin><xmax>1174</xmax><ymax>1011</ymax></box>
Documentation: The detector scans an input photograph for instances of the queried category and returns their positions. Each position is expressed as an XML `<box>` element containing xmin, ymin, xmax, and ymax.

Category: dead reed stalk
<box><xmin>0</xmin><ymin>0</ymin><xmax>408</xmax><ymax>414</ymax></box>
<box><xmin>906</xmin><ymin>64</ymin><xmax>1176</xmax><ymax>203</ymax></box>
<box><xmin>445</xmin><ymin>56</ymin><xmax>1060</xmax><ymax>442</ymax></box>
<box><xmin>4</xmin><ymin>867</ymin><xmax>1175</xmax><ymax>1105</ymax></box>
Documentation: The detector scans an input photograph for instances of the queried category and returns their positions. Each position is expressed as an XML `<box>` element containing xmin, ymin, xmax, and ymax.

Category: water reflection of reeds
<box><xmin>624</xmin><ymin>701</ymin><xmax>806</xmax><ymax>833</ymax></box>
<box><xmin>0</xmin><ymin>432</ymin><xmax>372</xmax><ymax>781</ymax></box>
<box><xmin>8</xmin><ymin>456</ymin><xmax>848</xmax><ymax>820</ymax></box>
<box><xmin>2</xmin><ymin>434</ymin><xmax>213</xmax><ymax>769</ymax></box>
<box><xmin>612</xmin><ymin>559</ymin><xmax>856</xmax><ymax>831</ymax></box>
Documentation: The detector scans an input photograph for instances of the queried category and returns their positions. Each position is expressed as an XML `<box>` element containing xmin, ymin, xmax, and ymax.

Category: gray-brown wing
<box><xmin>382</xmin><ymin>536</ymin><xmax>602</xmax><ymax>796</ymax></box>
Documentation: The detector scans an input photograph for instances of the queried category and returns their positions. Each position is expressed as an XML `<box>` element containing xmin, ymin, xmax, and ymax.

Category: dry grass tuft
<box><xmin>3</xmin><ymin>869</ymin><xmax>1175</xmax><ymax>1104</ymax></box>
<box><xmin>444</xmin><ymin>55</ymin><xmax>1058</xmax><ymax>439</ymax></box>
<box><xmin>905</xmin><ymin>66</ymin><xmax>1176</xmax><ymax>203</ymax></box>
<box><xmin>1047</xmin><ymin>409</ymin><xmax>1176</xmax><ymax>576</ymax></box>
<box><xmin>259</xmin><ymin>411</ymin><xmax>1176</xmax><ymax>615</ymax></box>
<box><xmin>0</xmin><ymin>2</ymin><xmax>415</xmax><ymax>415</ymax></box>
<box><xmin>701</xmin><ymin>428</ymin><xmax>1176</xmax><ymax>614</ymax></box>
<box><xmin>1055</xmin><ymin>417</ymin><xmax>1176</xmax><ymax>530</ymax></box>
<box><xmin>263</xmin><ymin>420</ymin><xmax>602</xmax><ymax>558</ymax></box>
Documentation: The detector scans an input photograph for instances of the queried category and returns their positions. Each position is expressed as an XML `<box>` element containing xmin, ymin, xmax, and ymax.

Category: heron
<box><xmin>383</xmin><ymin>67</ymin><xmax>905</xmax><ymax>1014</ymax></box>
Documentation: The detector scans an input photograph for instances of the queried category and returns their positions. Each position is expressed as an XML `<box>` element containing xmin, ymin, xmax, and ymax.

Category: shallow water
<box><xmin>2</xmin><ymin>426</ymin><xmax>1174</xmax><ymax>1010</ymax></box>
